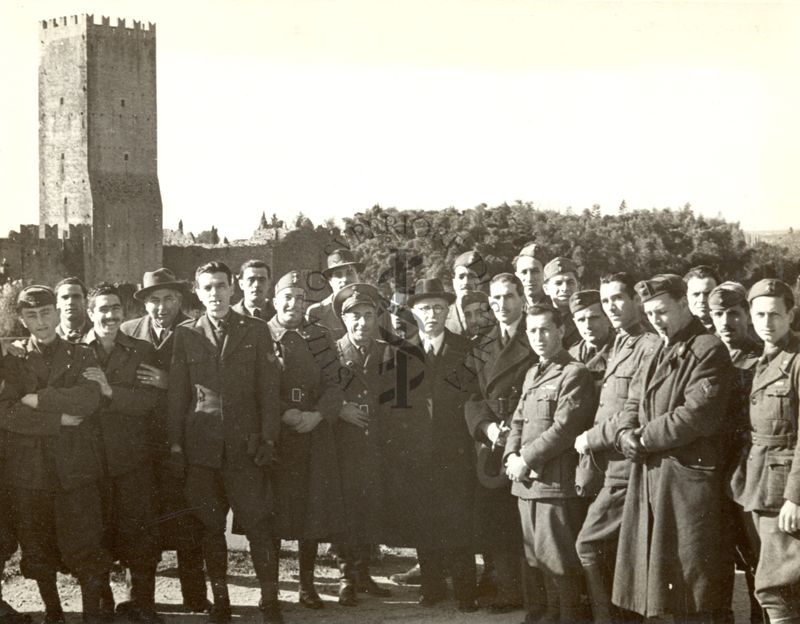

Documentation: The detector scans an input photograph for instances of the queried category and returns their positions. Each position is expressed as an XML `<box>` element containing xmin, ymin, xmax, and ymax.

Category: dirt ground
<box><xmin>2</xmin><ymin>547</ymin><xmax>755</xmax><ymax>624</ymax></box>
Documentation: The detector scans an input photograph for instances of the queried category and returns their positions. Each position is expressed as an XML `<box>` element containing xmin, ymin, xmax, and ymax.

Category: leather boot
<box><xmin>583</xmin><ymin>563</ymin><xmax>613</xmax><ymax>624</ymax></box>
<box><xmin>337</xmin><ymin>551</ymin><xmax>358</xmax><ymax>607</ymax></box>
<box><xmin>0</xmin><ymin>594</ymin><xmax>32</xmax><ymax>624</ymax></box>
<box><xmin>249</xmin><ymin>535</ymin><xmax>282</xmax><ymax>624</ymax></box>
<box><xmin>552</xmin><ymin>573</ymin><xmax>589</xmax><ymax>623</ymax></box>
<box><xmin>36</xmin><ymin>578</ymin><xmax>63</xmax><ymax>624</ymax></box>
<box><xmin>177</xmin><ymin>545</ymin><xmax>211</xmax><ymax>612</ymax></box>
<box><xmin>123</xmin><ymin>567</ymin><xmax>163</xmax><ymax>624</ymax></box>
<box><xmin>208</xmin><ymin>582</ymin><xmax>231</xmax><ymax>624</ymax></box>
<box><xmin>355</xmin><ymin>545</ymin><xmax>390</xmax><ymax>597</ymax></box>
<box><xmin>297</xmin><ymin>540</ymin><xmax>323</xmax><ymax>609</ymax></box>
<box><xmin>79</xmin><ymin>575</ymin><xmax>107</xmax><ymax>624</ymax></box>
<box><xmin>521</xmin><ymin>563</ymin><xmax>547</xmax><ymax>622</ymax></box>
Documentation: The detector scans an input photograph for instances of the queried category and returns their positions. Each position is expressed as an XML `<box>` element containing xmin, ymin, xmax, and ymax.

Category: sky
<box><xmin>1</xmin><ymin>0</ymin><xmax>799</xmax><ymax>240</ymax></box>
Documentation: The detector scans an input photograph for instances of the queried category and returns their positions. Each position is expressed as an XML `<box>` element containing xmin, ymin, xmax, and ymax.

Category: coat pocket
<box><xmin>765</xmin><ymin>448</ymin><xmax>794</xmax><ymax>508</ymax></box>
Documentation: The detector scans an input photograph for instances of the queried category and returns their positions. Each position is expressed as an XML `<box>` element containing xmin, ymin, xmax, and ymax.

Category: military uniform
<box><xmin>0</xmin><ymin>337</ymin><xmax>110</xmax><ymax>585</ymax></box>
<box><xmin>82</xmin><ymin>329</ymin><xmax>161</xmax><ymax>603</ymax></box>
<box><xmin>305</xmin><ymin>294</ymin><xmax>346</xmax><ymax>340</ymax></box>
<box><xmin>120</xmin><ymin>312</ymin><xmax>208</xmax><ymax>609</ymax></box>
<box><xmin>568</xmin><ymin>334</ymin><xmax>615</xmax><ymax>391</ymax></box>
<box><xmin>56</xmin><ymin>318</ymin><xmax>91</xmax><ymax>343</ymax></box>
<box><xmin>504</xmin><ymin>348</ymin><xmax>595</xmax><ymax>621</ymax></box>
<box><xmin>575</xmin><ymin>322</ymin><xmax>658</xmax><ymax>621</ymax></box>
<box><xmin>168</xmin><ymin>310</ymin><xmax>281</xmax><ymax>608</ymax></box>
<box><xmin>466</xmin><ymin>318</ymin><xmax>536</xmax><ymax>608</ymax></box>
<box><xmin>232</xmin><ymin>298</ymin><xmax>276</xmax><ymax>323</ymax></box>
<box><xmin>613</xmin><ymin>315</ymin><xmax>733</xmax><ymax>619</ymax></box>
<box><xmin>734</xmin><ymin>332</ymin><xmax>800</xmax><ymax>622</ymax></box>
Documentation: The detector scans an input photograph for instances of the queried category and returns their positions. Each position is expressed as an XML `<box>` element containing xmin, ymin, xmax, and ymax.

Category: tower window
<box><xmin>60</xmin><ymin>153</ymin><xmax>64</xmax><ymax>160</ymax></box>
<box><xmin>120</xmin><ymin>99</ymin><xmax>125</xmax><ymax>107</ymax></box>
<box><xmin>64</xmin><ymin>197</ymin><xmax>68</xmax><ymax>205</ymax></box>
<box><xmin>124</xmin><ymin>153</ymin><xmax>129</xmax><ymax>161</ymax></box>
<box><xmin>59</xmin><ymin>97</ymin><xmax>64</xmax><ymax>105</ymax></box>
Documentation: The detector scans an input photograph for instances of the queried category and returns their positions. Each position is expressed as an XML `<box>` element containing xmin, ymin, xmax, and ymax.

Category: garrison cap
<box><xmin>748</xmin><ymin>279</ymin><xmax>795</xmax><ymax>307</ymax></box>
<box><xmin>515</xmin><ymin>242</ymin><xmax>544</xmax><ymax>263</ymax></box>
<box><xmin>17</xmin><ymin>285</ymin><xmax>56</xmax><ymax>309</ymax></box>
<box><xmin>333</xmin><ymin>283</ymin><xmax>382</xmax><ymax>317</ymax></box>
<box><xmin>274</xmin><ymin>271</ymin><xmax>304</xmax><ymax>295</ymax></box>
<box><xmin>322</xmin><ymin>248</ymin><xmax>365</xmax><ymax>279</ymax></box>
<box><xmin>461</xmin><ymin>290</ymin><xmax>489</xmax><ymax>308</ymax></box>
<box><xmin>543</xmin><ymin>257</ymin><xmax>578</xmax><ymax>282</ymax></box>
<box><xmin>634</xmin><ymin>274</ymin><xmax>686</xmax><ymax>303</ymax></box>
<box><xmin>453</xmin><ymin>250</ymin><xmax>483</xmax><ymax>271</ymax></box>
<box><xmin>708</xmin><ymin>281</ymin><xmax>748</xmax><ymax>311</ymax></box>
<box><xmin>569</xmin><ymin>290</ymin><xmax>602</xmax><ymax>314</ymax></box>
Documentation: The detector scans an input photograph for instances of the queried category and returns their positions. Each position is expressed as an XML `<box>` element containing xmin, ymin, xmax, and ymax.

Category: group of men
<box><xmin>0</xmin><ymin>242</ymin><xmax>798</xmax><ymax>624</ymax></box>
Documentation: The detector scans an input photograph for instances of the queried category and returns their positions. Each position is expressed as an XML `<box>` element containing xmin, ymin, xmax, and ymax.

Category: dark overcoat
<box><xmin>584</xmin><ymin>324</ymin><xmax>659</xmax><ymax>486</ymax></box>
<box><xmin>82</xmin><ymin>330</ymin><xmax>160</xmax><ymax>476</ymax></box>
<box><xmin>503</xmin><ymin>349</ymin><xmax>595</xmax><ymax>499</ymax></box>
<box><xmin>168</xmin><ymin>312</ymin><xmax>281</xmax><ymax>472</ymax></box>
<box><xmin>0</xmin><ymin>337</ymin><xmax>102</xmax><ymax>492</ymax></box>
<box><xmin>568</xmin><ymin>334</ymin><xmax>615</xmax><ymax>392</ymax></box>
<box><xmin>268</xmin><ymin>316</ymin><xmax>345</xmax><ymax>540</ymax></box>
<box><xmin>305</xmin><ymin>294</ymin><xmax>346</xmax><ymax>341</ymax></box>
<box><xmin>612</xmin><ymin>317</ymin><xmax>734</xmax><ymax>618</ymax></box>
<box><xmin>379</xmin><ymin>330</ymin><xmax>477</xmax><ymax>550</ymax></box>
<box><xmin>465</xmin><ymin>320</ymin><xmax>536</xmax><ymax>550</ymax></box>
<box><xmin>334</xmin><ymin>335</ymin><xmax>393</xmax><ymax>544</ymax></box>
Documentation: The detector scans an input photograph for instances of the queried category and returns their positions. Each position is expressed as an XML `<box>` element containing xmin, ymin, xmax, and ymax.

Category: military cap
<box><xmin>708</xmin><ymin>281</ymin><xmax>748</xmax><ymax>311</ymax></box>
<box><xmin>569</xmin><ymin>290</ymin><xmax>601</xmax><ymax>314</ymax></box>
<box><xmin>461</xmin><ymin>290</ymin><xmax>489</xmax><ymax>308</ymax></box>
<box><xmin>515</xmin><ymin>242</ymin><xmax>544</xmax><ymax>263</ymax></box>
<box><xmin>322</xmin><ymin>248</ymin><xmax>364</xmax><ymax>279</ymax></box>
<box><xmin>274</xmin><ymin>271</ymin><xmax>305</xmax><ymax>295</ymax></box>
<box><xmin>333</xmin><ymin>283</ymin><xmax>382</xmax><ymax>317</ymax></box>
<box><xmin>453</xmin><ymin>250</ymin><xmax>483</xmax><ymax>271</ymax></box>
<box><xmin>748</xmin><ymin>278</ymin><xmax>795</xmax><ymax>307</ymax></box>
<box><xmin>543</xmin><ymin>257</ymin><xmax>578</xmax><ymax>282</ymax></box>
<box><xmin>134</xmin><ymin>268</ymin><xmax>189</xmax><ymax>300</ymax></box>
<box><xmin>634</xmin><ymin>274</ymin><xmax>686</xmax><ymax>303</ymax></box>
<box><xmin>407</xmin><ymin>278</ymin><xmax>456</xmax><ymax>307</ymax></box>
<box><xmin>17</xmin><ymin>285</ymin><xmax>56</xmax><ymax>309</ymax></box>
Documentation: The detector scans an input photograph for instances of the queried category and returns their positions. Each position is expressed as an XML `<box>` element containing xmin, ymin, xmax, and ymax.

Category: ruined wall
<box><xmin>0</xmin><ymin>224</ymin><xmax>87</xmax><ymax>286</ymax></box>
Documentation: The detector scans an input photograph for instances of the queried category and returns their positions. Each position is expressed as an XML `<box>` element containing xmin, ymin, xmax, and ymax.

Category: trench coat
<box><xmin>0</xmin><ymin>337</ymin><xmax>102</xmax><ymax>492</ymax></box>
<box><xmin>379</xmin><ymin>330</ymin><xmax>477</xmax><ymax>550</ymax></box>
<box><xmin>465</xmin><ymin>320</ymin><xmax>536</xmax><ymax>550</ymax></box>
<box><xmin>612</xmin><ymin>317</ymin><xmax>734</xmax><ymax>618</ymax></box>
<box><xmin>269</xmin><ymin>316</ymin><xmax>345</xmax><ymax>540</ymax></box>
<box><xmin>334</xmin><ymin>335</ymin><xmax>393</xmax><ymax>544</ymax></box>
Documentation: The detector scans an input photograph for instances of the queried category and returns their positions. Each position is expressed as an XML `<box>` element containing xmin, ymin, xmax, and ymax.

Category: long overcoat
<box><xmin>0</xmin><ymin>337</ymin><xmax>102</xmax><ymax>492</ymax></box>
<box><xmin>268</xmin><ymin>316</ymin><xmax>345</xmax><ymax>540</ymax></box>
<box><xmin>334</xmin><ymin>335</ymin><xmax>393</xmax><ymax>544</ymax></box>
<box><xmin>465</xmin><ymin>320</ymin><xmax>536</xmax><ymax>550</ymax></box>
<box><xmin>612</xmin><ymin>317</ymin><xmax>734</xmax><ymax>618</ymax></box>
<box><xmin>379</xmin><ymin>329</ymin><xmax>477</xmax><ymax>550</ymax></box>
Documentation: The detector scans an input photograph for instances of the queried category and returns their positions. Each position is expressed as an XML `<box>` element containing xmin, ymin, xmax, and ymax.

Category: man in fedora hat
<box><xmin>234</xmin><ymin>260</ymin><xmax>276</xmax><ymax>322</ymax></box>
<box><xmin>445</xmin><ymin>251</ymin><xmax>486</xmax><ymax>335</ymax></box>
<box><xmin>329</xmin><ymin>283</ymin><xmax>392</xmax><ymax>607</ymax></box>
<box><xmin>120</xmin><ymin>268</ymin><xmax>210</xmax><ymax>614</ymax></box>
<box><xmin>306</xmin><ymin>248</ymin><xmax>364</xmax><ymax>341</ymax></box>
<box><xmin>168</xmin><ymin>261</ymin><xmax>282</xmax><ymax>624</ymax></box>
<box><xmin>380</xmin><ymin>277</ymin><xmax>479</xmax><ymax>612</ymax></box>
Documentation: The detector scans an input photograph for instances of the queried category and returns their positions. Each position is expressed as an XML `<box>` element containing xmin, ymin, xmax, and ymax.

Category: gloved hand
<box><xmin>253</xmin><ymin>441</ymin><xmax>278</xmax><ymax>468</ymax></box>
<box><xmin>618</xmin><ymin>429</ymin><xmax>646</xmax><ymax>462</ymax></box>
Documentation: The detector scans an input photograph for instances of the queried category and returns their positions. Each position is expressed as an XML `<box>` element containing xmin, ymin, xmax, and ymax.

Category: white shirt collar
<box><xmin>421</xmin><ymin>331</ymin><xmax>445</xmax><ymax>355</ymax></box>
<box><xmin>499</xmin><ymin>316</ymin><xmax>523</xmax><ymax>340</ymax></box>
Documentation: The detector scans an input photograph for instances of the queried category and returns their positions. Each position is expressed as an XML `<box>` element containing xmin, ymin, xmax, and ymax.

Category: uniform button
<box><xmin>524</xmin><ymin>418</ymin><xmax>529</xmax><ymax>423</ymax></box>
<box><xmin>751</xmin><ymin>397</ymin><xmax>757</xmax><ymax>404</ymax></box>
<box><xmin>603</xmin><ymin>383</ymin><xmax>607</xmax><ymax>388</ymax></box>
<box><xmin>598</xmin><ymin>402</ymin><xmax>604</xmax><ymax>407</ymax></box>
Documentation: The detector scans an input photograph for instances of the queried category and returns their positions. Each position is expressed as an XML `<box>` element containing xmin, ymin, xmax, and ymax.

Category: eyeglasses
<box><xmin>414</xmin><ymin>304</ymin><xmax>447</xmax><ymax>315</ymax></box>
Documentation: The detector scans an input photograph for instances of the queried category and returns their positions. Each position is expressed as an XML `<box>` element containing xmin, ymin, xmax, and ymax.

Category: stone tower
<box><xmin>39</xmin><ymin>14</ymin><xmax>162</xmax><ymax>284</ymax></box>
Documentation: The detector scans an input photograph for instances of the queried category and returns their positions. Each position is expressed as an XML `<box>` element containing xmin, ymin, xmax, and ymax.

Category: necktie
<box><xmin>213</xmin><ymin>319</ymin><xmax>227</xmax><ymax>348</ymax></box>
<box><xmin>253</xmin><ymin>307</ymin><xmax>262</xmax><ymax>319</ymax></box>
<box><xmin>67</xmin><ymin>330</ymin><xmax>82</xmax><ymax>343</ymax></box>
<box><xmin>502</xmin><ymin>329</ymin><xmax>511</xmax><ymax>347</ymax></box>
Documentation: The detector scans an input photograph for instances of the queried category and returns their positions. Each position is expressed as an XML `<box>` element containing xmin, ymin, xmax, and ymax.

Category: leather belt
<box><xmin>751</xmin><ymin>432</ymin><xmax>797</xmax><ymax>447</ymax></box>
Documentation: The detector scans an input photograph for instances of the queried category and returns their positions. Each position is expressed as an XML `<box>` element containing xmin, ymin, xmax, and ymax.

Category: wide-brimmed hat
<box><xmin>134</xmin><ymin>268</ymin><xmax>189</xmax><ymax>301</ymax></box>
<box><xmin>407</xmin><ymin>278</ymin><xmax>456</xmax><ymax>307</ymax></box>
<box><xmin>322</xmin><ymin>248</ymin><xmax>365</xmax><ymax>279</ymax></box>
<box><xmin>333</xmin><ymin>283</ymin><xmax>383</xmax><ymax>317</ymax></box>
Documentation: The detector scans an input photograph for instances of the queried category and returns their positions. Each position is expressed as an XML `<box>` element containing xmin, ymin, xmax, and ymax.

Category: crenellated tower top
<box><xmin>40</xmin><ymin>14</ymin><xmax>156</xmax><ymax>40</ymax></box>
